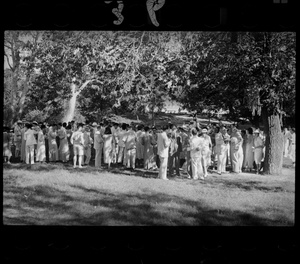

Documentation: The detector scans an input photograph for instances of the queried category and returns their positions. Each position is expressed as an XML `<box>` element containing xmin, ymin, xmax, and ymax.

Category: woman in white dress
<box><xmin>253</xmin><ymin>129</ymin><xmax>264</xmax><ymax>174</ymax></box>
<box><xmin>243</xmin><ymin>127</ymin><xmax>254</xmax><ymax>172</ymax></box>
<box><xmin>36</xmin><ymin>125</ymin><xmax>46</xmax><ymax>163</ymax></box>
<box><xmin>103</xmin><ymin>126</ymin><xmax>115</xmax><ymax>169</ymax></box>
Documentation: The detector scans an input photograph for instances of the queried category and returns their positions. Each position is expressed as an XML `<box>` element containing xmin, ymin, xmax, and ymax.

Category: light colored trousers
<box><xmin>191</xmin><ymin>156</ymin><xmax>203</xmax><ymax>179</ymax></box>
<box><xmin>117</xmin><ymin>146</ymin><xmax>125</xmax><ymax>163</ymax></box>
<box><xmin>231</xmin><ymin>147</ymin><xmax>243</xmax><ymax>173</ymax></box>
<box><xmin>217</xmin><ymin>149</ymin><xmax>227</xmax><ymax>173</ymax></box>
<box><xmin>84</xmin><ymin>146</ymin><xmax>91</xmax><ymax>165</ymax></box>
<box><xmin>159</xmin><ymin>156</ymin><xmax>168</xmax><ymax>179</ymax></box>
<box><xmin>126</xmin><ymin>148</ymin><xmax>136</xmax><ymax>168</ymax></box>
<box><xmin>95</xmin><ymin>144</ymin><xmax>103</xmax><ymax>167</ymax></box>
<box><xmin>25</xmin><ymin>145</ymin><xmax>35</xmax><ymax>164</ymax></box>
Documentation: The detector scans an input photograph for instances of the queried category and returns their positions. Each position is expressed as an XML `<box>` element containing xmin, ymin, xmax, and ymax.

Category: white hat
<box><xmin>92</xmin><ymin>122</ymin><xmax>98</xmax><ymax>127</ymax></box>
<box><xmin>202</xmin><ymin>128</ymin><xmax>208</xmax><ymax>133</ymax></box>
<box><xmin>254</xmin><ymin>129</ymin><xmax>260</xmax><ymax>134</ymax></box>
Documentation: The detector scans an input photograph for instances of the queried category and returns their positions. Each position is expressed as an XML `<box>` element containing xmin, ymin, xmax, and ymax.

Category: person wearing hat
<box><xmin>230</xmin><ymin>126</ymin><xmax>244</xmax><ymax>174</ymax></box>
<box><xmin>199</xmin><ymin>127</ymin><xmax>212</xmax><ymax>178</ymax></box>
<box><xmin>13</xmin><ymin>120</ymin><xmax>22</xmax><ymax>160</ymax></box>
<box><xmin>252</xmin><ymin>129</ymin><xmax>264</xmax><ymax>174</ymax></box>
<box><xmin>215</xmin><ymin>126</ymin><xmax>230</xmax><ymax>175</ymax></box>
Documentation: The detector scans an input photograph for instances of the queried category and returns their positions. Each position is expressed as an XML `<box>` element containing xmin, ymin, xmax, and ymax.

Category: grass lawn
<box><xmin>3</xmin><ymin>156</ymin><xmax>295</xmax><ymax>226</ymax></box>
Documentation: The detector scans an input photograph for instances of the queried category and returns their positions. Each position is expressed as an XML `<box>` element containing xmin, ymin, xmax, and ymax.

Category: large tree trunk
<box><xmin>261</xmin><ymin>107</ymin><xmax>284</xmax><ymax>175</ymax></box>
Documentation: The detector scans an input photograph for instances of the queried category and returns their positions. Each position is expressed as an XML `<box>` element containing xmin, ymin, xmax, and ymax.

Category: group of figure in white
<box><xmin>3</xmin><ymin>119</ymin><xmax>296</xmax><ymax>180</ymax></box>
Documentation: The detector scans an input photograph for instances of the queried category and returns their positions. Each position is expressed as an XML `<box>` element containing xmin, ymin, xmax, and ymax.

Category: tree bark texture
<box><xmin>262</xmin><ymin>107</ymin><xmax>284</xmax><ymax>175</ymax></box>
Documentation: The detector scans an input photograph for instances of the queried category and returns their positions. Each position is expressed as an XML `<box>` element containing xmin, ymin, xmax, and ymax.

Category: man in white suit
<box><xmin>157</xmin><ymin>125</ymin><xmax>171</xmax><ymax>180</ymax></box>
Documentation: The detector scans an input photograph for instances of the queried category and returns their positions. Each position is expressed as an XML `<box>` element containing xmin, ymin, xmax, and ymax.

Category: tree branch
<box><xmin>4</xmin><ymin>53</ymin><xmax>13</xmax><ymax>70</ymax></box>
<box><xmin>77</xmin><ymin>79</ymin><xmax>95</xmax><ymax>95</ymax></box>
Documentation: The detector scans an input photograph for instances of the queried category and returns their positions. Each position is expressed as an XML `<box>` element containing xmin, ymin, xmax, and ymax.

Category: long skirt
<box><xmin>36</xmin><ymin>143</ymin><xmax>46</xmax><ymax>162</ymax></box>
<box><xmin>59</xmin><ymin>138</ymin><xmax>69</xmax><ymax>162</ymax></box>
<box><xmin>254</xmin><ymin>148</ymin><xmax>263</xmax><ymax>164</ymax></box>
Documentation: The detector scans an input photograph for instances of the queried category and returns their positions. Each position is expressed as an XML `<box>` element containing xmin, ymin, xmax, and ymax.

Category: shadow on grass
<box><xmin>3</xmin><ymin>182</ymin><xmax>293</xmax><ymax>226</ymax></box>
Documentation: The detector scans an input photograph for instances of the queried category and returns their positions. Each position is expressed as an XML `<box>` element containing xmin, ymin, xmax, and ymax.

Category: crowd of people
<box><xmin>3</xmin><ymin>118</ymin><xmax>296</xmax><ymax>180</ymax></box>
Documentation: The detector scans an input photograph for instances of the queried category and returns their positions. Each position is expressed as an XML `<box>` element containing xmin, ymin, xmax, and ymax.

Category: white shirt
<box><xmin>71</xmin><ymin>131</ymin><xmax>84</xmax><ymax>146</ymax></box>
<box><xmin>157</xmin><ymin>131</ymin><xmax>171</xmax><ymax>158</ymax></box>
<box><xmin>24</xmin><ymin>129</ymin><xmax>37</xmax><ymax>146</ymax></box>
<box><xmin>189</xmin><ymin>136</ymin><xmax>204</xmax><ymax>158</ymax></box>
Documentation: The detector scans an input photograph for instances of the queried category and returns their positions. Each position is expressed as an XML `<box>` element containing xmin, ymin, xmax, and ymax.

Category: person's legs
<box><xmin>168</xmin><ymin>154</ymin><xmax>174</xmax><ymax>176</ymax></box>
<box><xmin>159</xmin><ymin>156</ymin><xmax>168</xmax><ymax>179</ymax></box>
<box><xmin>175</xmin><ymin>152</ymin><xmax>180</xmax><ymax>175</ymax></box>
<box><xmin>29</xmin><ymin>145</ymin><xmax>34</xmax><ymax>164</ymax></box>
<box><xmin>191</xmin><ymin>156</ymin><xmax>198</xmax><ymax>179</ymax></box>
<box><xmin>238</xmin><ymin>149</ymin><xmax>244</xmax><ymax>173</ymax></box>
<box><xmin>25</xmin><ymin>145</ymin><xmax>30</xmax><ymax>164</ymax></box>
<box><xmin>132</xmin><ymin>149</ymin><xmax>136</xmax><ymax>169</ymax></box>
<box><xmin>95</xmin><ymin>148</ymin><xmax>101</xmax><ymax>167</ymax></box>
<box><xmin>217</xmin><ymin>152</ymin><xmax>222</xmax><ymax>174</ymax></box>
<box><xmin>202</xmin><ymin>155</ymin><xmax>208</xmax><ymax>177</ymax></box>
<box><xmin>221</xmin><ymin>149</ymin><xmax>227</xmax><ymax>173</ymax></box>
<box><xmin>231</xmin><ymin>148</ymin><xmax>239</xmax><ymax>173</ymax></box>
<box><xmin>73</xmin><ymin>146</ymin><xmax>78</xmax><ymax>168</ymax></box>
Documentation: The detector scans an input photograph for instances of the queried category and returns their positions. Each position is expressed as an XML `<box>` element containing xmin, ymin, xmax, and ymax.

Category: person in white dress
<box><xmin>36</xmin><ymin>125</ymin><xmax>46</xmax><ymax>163</ymax></box>
<box><xmin>253</xmin><ymin>130</ymin><xmax>264</xmax><ymax>174</ymax></box>
<box><xmin>190</xmin><ymin>128</ymin><xmax>205</xmax><ymax>180</ymax></box>
<box><xmin>289</xmin><ymin>128</ymin><xmax>296</xmax><ymax>165</ymax></box>
<box><xmin>157</xmin><ymin>125</ymin><xmax>171</xmax><ymax>180</ymax></box>
<box><xmin>199</xmin><ymin>127</ymin><xmax>212</xmax><ymax>178</ymax></box>
<box><xmin>215</xmin><ymin>126</ymin><xmax>230</xmax><ymax>175</ymax></box>
<box><xmin>103</xmin><ymin>126</ymin><xmax>115</xmax><ymax>169</ymax></box>
<box><xmin>243</xmin><ymin>127</ymin><xmax>255</xmax><ymax>172</ymax></box>
<box><xmin>283</xmin><ymin>127</ymin><xmax>292</xmax><ymax>158</ymax></box>
<box><xmin>230</xmin><ymin>127</ymin><xmax>244</xmax><ymax>174</ymax></box>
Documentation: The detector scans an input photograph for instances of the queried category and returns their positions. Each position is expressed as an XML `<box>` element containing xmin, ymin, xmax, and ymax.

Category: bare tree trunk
<box><xmin>262</xmin><ymin>106</ymin><xmax>284</xmax><ymax>175</ymax></box>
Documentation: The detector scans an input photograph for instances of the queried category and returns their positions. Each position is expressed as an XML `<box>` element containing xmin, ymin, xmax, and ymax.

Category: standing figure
<box><xmin>135</xmin><ymin>125</ymin><xmax>145</xmax><ymax>168</ymax></box>
<box><xmin>103</xmin><ymin>126</ymin><xmax>115</xmax><ymax>169</ymax></box>
<box><xmin>168</xmin><ymin>127</ymin><xmax>179</xmax><ymax>177</ymax></box>
<box><xmin>189</xmin><ymin>128</ymin><xmax>204</xmax><ymax>180</ymax></box>
<box><xmin>215</xmin><ymin>127</ymin><xmax>230</xmax><ymax>175</ymax></box>
<box><xmin>157</xmin><ymin>125</ymin><xmax>171</xmax><ymax>180</ymax></box>
<box><xmin>111</xmin><ymin>123</ymin><xmax>119</xmax><ymax>164</ymax></box>
<box><xmin>58</xmin><ymin>123</ymin><xmax>70</xmax><ymax>163</ymax></box>
<box><xmin>289</xmin><ymin>128</ymin><xmax>296</xmax><ymax>166</ymax></box>
<box><xmin>243</xmin><ymin>127</ymin><xmax>254</xmax><ymax>172</ymax></box>
<box><xmin>141</xmin><ymin>126</ymin><xmax>157</xmax><ymax>170</ymax></box>
<box><xmin>199</xmin><ymin>127</ymin><xmax>212</xmax><ymax>178</ymax></box>
<box><xmin>83</xmin><ymin>126</ymin><xmax>93</xmax><ymax>165</ymax></box>
<box><xmin>20</xmin><ymin>123</ymin><xmax>26</xmax><ymax>162</ymax></box>
<box><xmin>124</xmin><ymin>124</ymin><xmax>137</xmax><ymax>170</ymax></box>
<box><xmin>66</xmin><ymin>124</ymin><xmax>73</xmax><ymax>161</ymax></box>
<box><xmin>230</xmin><ymin>126</ymin><xmax>244</xmax><ymax>174</ymax></box>
<box><xmin>117</xmin><ymin>123</ymin><xmax>126</xmax><ymax>165</ymax></box>
<box><xmin>48</xmin><ymin>125</ymin><xmax>59</xmax><ymax>162</ymax></box>
<box><xmin>13</xmin><ymin>121</ymin><xmax>22</xmax><ymax>160</ymax></box>
<box><xmin>283</xmin><ymin>127</ymin><xmax>292</xmax><ymax>158</ymax></box>
<box><xmin>94</xmin><ymin>125</ymin><xmax>104</xmax><ymax>168</ymax></box>
<box><xmin>253</xmin><ymin>130</ymin><xmax>264</xmax><ymax>174</ymax></box>
<box><xmin>152</xmin><ymin>126</ymin><xmax>160</xmax><ymax>168</ymax></box>
<box><xmin>24</xmin><ymin>123</ymin><xmax>37</xmax><ymax>164</ymax></box>
<box><xmin>70</xmin><ymin>123</ymin><xmax>85</xmax><ymax>168</ymax></box>
<box><xmin>3</xmin><ymin>127</ymin><xmax>12</xmax><ymax>164</ymax></box>
<box><xmin>36</xmin><ymin>125</ymin><xmax>46</xmax><ymax>163</ymax></box>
